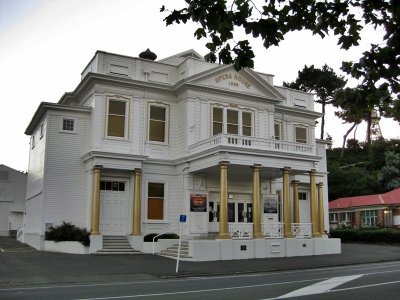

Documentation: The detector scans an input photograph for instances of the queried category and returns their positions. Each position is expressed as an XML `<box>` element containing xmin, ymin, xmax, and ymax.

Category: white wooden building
<box><xmin>22</xmin><ymin>49</ymin><xmax>340</xmax><ymax>259</ymax></box>
<box><xmin>0</xmin><ymin>164</ymin><xmax>27</xmax><ymax>237</ymax></box>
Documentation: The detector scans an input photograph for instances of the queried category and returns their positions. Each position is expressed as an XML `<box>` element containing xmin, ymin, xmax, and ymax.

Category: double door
<box><xmin>208</xmin><ymin>193</ymin><xmax>253</xmax><ymax>232</ymax></box>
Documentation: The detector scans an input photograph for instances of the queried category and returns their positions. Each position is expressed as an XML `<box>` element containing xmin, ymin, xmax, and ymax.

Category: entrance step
<box><xmin>158</xmin><ymin>241</ymin><xmax>193</xmax><ymax>260</ymax></box>
<box><xmin>97</xmin><ymin>235</ymin><xmax>140</xmax><ymax>255</ymax></box>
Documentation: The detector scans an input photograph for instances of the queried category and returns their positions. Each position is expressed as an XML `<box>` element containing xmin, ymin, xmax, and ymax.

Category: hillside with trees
<box><xmin>328</xmin><ymin>138</ymin><xmax>400</xmax><ymax>201</ymax></box>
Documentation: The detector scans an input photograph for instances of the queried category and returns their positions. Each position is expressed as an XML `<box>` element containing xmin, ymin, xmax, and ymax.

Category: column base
<box><xmin>216</xmin><ymin>233</ymin><xmax>231</xmax><ymax>240</ymax></box>
<box><xmin>130</xmin><ymin>232</ymin><xmax>141</xmax><ymax>236</ymax></box>
<box><xmin>253</xmin><ymin>233</ymin><xmax>264</xmax><ymax>239</ymax></box>
<box><xmin>284</xmin><ymin>233</ymin><xmax>294</xmax><ymax>238</ymax></box>
<box><xmin>312</xmin><ymin>233</ymin><xmax>322</xmax><ymax>238</ymax></box>
<box><xmin>91</xmin><ymin>231</ymin><xmax>100</xmax><ymax>235</ymax></box>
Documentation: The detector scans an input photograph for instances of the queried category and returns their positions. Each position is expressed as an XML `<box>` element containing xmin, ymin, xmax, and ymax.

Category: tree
<box><xmin>377</xmin><ymin>151</ymin><xmax>400</xmax><ymax>190</ymax></box>
<box><xmin>161</xmin><ymin>0</ymin><xmax>400</xmax><ymax>121</ymax></box>
<box><xmin>283</xmin><ymin>64</ymin><xmax>346</xmax><ymax>139</ymax></box>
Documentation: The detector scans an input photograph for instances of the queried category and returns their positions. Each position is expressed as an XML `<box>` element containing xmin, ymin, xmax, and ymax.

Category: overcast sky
<box><xmin>1</xmin><ymin>0</ymin><xmax>399</xmax><ymax>172</ymax></box>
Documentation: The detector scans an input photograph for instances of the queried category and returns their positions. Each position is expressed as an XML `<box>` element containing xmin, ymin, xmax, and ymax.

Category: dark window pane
<box><xmin>109</xmin><ymin>100</ymin><xmax>126</xmax><ymax>115</ymax></box>
<box><xmin>213</xmin><ymin>107</ymin><xmax>223</xmax><ymax>122</ymax></box>
<box><xmin>227</xmin><ymin>124</ymin><xmax>238</xmax><ymax>134</ymax></box>
<box><xmin>227</xmin><ymin>110</ymin><xmax>238</xmax><ymax>124</ymax></box>
<box><xmin>100</xmin><ymin>181</ymin><xmax>105</xmax><ymax>190</ymax></box>
<box><xmin>150</xmin><ymin>106</ymin><xmax>166</xmax><ymax>121</ymax></box>
<box><xmin>149</xmin><ymin>120</ymin><xmax>165</xmax><ymax>142</ymax></box>
<box><xmin>119</xmin><ymin>182</ymin><xmax>125</xmax><ymax>191</ymax></box>
<box><xmin>242</xmin><ymin>112</ymin><xmax>251</xmax><ymax>126</ymax></box>
<box><xmin>108</xmin><ymin>115</ymin><xmax>125</xmax><ymax>137</ymax></box>
<box><xmin>147</xmin><ymin>198</ymin><xmax>164</xmax><ymax>220</ymax></box>
<box><xmin>242</xmin><ymin>126</ymin><xmax>251</xmax><ymax>136</ymax></box>
<box><xmin>148</xmin><ymin>183</ymin><xmax>164</xmax><ymax>197</ymax></box>
<box><xmin>213</xmin><ymin>123</ymin><xmax>223</xmax><ymax>135</ymax></box>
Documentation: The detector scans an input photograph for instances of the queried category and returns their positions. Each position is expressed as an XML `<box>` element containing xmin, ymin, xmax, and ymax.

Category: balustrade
<box><xmin>291</xmin><ymin>223</ymin><xmax>312</xmax><ymax>238</ymax></box>
<box><xmin>263</xmin><ymin>222</ymin><xmax>284</xmax><ymax>238</ymax></box>
<box><xmin>229</xmin><ymin>223</ymin><xmax>253</xmax><ymax>239</ymax></box>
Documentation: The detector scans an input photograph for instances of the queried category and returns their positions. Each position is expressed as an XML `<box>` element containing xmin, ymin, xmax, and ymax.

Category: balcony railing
<box><xmin>229</xmin><ymin>223</ymin><xmax>253</xmax><ymax>239</ymax></box>
<box><xmin>263</xmin><ymin>222</ymin><xmax>284</xmax><ymax>238</ymax></box>
<box><xmin>291</xmin><ymin>223</ymin><xmax>312</xmax><ymax>238</ymax></box>
<box><xmin>188</xmin><ymin>134</ymin><xmax>315</xmax><ymax>156</ymax></box>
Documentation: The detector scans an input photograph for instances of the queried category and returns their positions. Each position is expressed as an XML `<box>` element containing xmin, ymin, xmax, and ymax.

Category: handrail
<box><xmin>152</xmin><ymin>226</ymin><xmax>179</xmax><ymax>255</ymax></box>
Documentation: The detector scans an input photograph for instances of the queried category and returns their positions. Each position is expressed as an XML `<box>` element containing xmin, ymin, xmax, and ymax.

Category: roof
<box><xmin>329</xmin><ymin>188</ymin><xmax>400</xmax><ymax>210</ymax></box>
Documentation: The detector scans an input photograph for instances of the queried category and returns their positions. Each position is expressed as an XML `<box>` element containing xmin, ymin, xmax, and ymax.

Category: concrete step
<box><xmin>98</xmin><ymin>235</ymin><xmax>137</xmax><ymax>254</ymax></box>
<box><xmin>158</xmin><ymin>241</ymin><xmax>192</xmax><ymax>259</ymax></box>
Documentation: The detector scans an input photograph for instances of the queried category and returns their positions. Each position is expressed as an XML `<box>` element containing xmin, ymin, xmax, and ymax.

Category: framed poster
<box><xmin>190</xmin><ymin>193</ymin><xmax>207</xmax><ymax>212</ymax></box>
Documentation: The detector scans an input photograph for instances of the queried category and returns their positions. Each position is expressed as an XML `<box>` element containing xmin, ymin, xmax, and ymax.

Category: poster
<box><xmin>263</xmin><ymin>194</ymin><xmax>278</xmax><ymax>214</ymax></box>
<box><xmin>190</xmin><ymin>193</ymin><xmax>207</xmax><ymax>212</ymax></box>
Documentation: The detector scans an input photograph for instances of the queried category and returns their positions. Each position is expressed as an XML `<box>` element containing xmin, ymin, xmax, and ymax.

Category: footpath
<box><xmin>1</xmin><ymin>237</ymin><xmax>399</xmax><ymax>286</ymax></box>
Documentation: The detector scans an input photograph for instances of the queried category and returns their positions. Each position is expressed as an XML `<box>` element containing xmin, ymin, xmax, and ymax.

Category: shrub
<box><xmin>143</xmin><ymin>233</ymin><xmax>179</xmax><ymax>242</ymax></box>
<box><xmin>330</xmin><ymin>227</ymin><xmax>400</xmax><ymax>244</ymax></box>
<box><xmin>45</xmin><ymin>221</ymin><xmax>90</xmax><ymax>246</ymax></box>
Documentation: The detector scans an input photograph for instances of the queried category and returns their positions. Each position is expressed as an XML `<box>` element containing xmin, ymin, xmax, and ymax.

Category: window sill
<box><xmin>59</xmin><ymin>130</ymin><xmax>77</xmax><ymax>134</ymax></box>
<box><xmin>145</xmin><ymin>141</ymin><xmax>170</xmax><ymax>146</ymax></box>
<box><xmin>143</xmin><ymin>220</ymin><xmax>169</xmax><ymax>224</ymax></box>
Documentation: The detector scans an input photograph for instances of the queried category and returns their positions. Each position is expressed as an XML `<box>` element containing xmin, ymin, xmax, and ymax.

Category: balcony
<box><xmin>188</xmin><ymin>134</ymin><xmax>315</xmax><ymax>156</ymax></box>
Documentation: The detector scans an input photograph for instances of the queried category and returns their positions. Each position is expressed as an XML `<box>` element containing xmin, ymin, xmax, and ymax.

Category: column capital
<box><xmin>134</xmin><ymin>168</ymin><xmax>142</xmax><ymax>175</ymax></box>
<box><xmin>93</xmin><ymin>165</ymin><xmax>103</xmax><ymax>171</ymax></box>
<box><xmin>317</xmin><ymin>182</ymin><xmax>323</xmax><ymax>187</ymax></box>
<box><xmin>251</xmin><ymin>164</ymin><xmax>262</xmax><ymax>170</ymax></box>
<box><xmin>219</xmin><ymin>161</ymin><xmax>230</xmax><ymax>167</ymax></box>
<box><xmin>281</xmin><ymin>166</ymin><xmax>291</xmax><ymax>173</ymax></box>
<box><xmin>291</xmin><ymin>180</ymin><xmax>300</xmax><ymax>185</ymax></box>
<box><xmin>308</xmin><ymin>168</ymin><xmax>317</xmax><ymax>175</ymax></box>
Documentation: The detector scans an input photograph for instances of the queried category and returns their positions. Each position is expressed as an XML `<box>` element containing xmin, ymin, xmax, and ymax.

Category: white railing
<box><xmin>188</xmin><ymin>134</ymin><xmax>315</xmax><ymax>155</ymax></box>
<box><xmin>152</xmin><ymin>226</ymin><xmax>179</xmax><ymax>254</ymax></box>
<box><xmin>229</xmin><ymin>223</ymin><xmax>253</xmax><ymax>239</ymax></box>
<box><xmin>291</xmin><ymin>223</ymin><xmax>312</xmax><ymax>238</ymax></box>
<box><xmin>263</xmin><ymin>222</ymin><xmax>284</xmax><ymax>238</ymax></box>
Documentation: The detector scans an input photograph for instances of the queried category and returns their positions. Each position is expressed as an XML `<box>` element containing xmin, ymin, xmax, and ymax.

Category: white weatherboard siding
<box><xmin>43</xmin><ymin>112</ymin><xmax>89</xmax><ymax>230</ymax></box>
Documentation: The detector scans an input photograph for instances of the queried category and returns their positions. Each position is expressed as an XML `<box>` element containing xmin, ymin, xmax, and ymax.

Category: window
<box><xmin>147</xmin><ymin>182</ymin><xmax>164</xmax><ymax>220</ymax></box>
<box><xmin>329</xmin><ymin>213</ymin><xmax>338</xmax><ymax>223</ymax></box>
<box><xmin>100</xmin><ymin>180</ymin><xmax>125</xmax><ymax>191</ymax></box>
<box><xmin>40</xmin><ymin>123</ymin><xmax>44</xmax><ymax>139</ymax></box>
<box><xmin>212</xmin><ymin>107</ymin><xmax>223</xmax><ymax>135</ymax></box>
<box><xmin>149</xmin><ymin>105</ymin><xmax>167</xmax><ymax>142</ymax></box>
<box><xmin>295</xmin><ymin>126</ymin><xmax>308</xmax><ymax>143</ymax></box>
<box><xmin>31</xmin><ymin>135</ymin><xmax>35</xmax><ymax>149</ymax></box>
<box><xmin>107</xmin><ymin>100</ymin><xmax>127</xmax><ymax>138</ymax></box>
<box><xmin>362</xmin><ymin>210</ymin><xmax>378</xmax><ymax>227</ymax></box>
<box><xmin>242</xmin><ymin>112</ymin><xmax>252</xmax><ymax>136</ymax></box>
<box><xmin>212</xmin><ymin>106</ymin><xmax>253</xmax><ymax>136</ymax></box>
<box><xmin>340</xmin><ymin>212</ymin><xmax>350</xmax><ymax>222</ymax></box>
<box><xmin>62</xmin><ymin>118</ymin><xmax>75</xmax><ymax>132</ymax></box>
<box><xmin>298</xmin><ymin>192</ymin><xmax>307</xmax><ymax>201</ymax></box>
<box><xmin>274</xmin><ymin>123</ymin><xmax>282</xmax><ymax>140</ymax></box>
<box><xmin>227</xmin><ymin>109</ymin><xmax>238</xmax><ymax>134</ymax></box>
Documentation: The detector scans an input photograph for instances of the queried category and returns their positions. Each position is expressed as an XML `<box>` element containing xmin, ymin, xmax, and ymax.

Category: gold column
<box><xmin>292</xmin><ymin>180</ymin><xmax>300</xmax><ymax>224</ymax></box>
<box><xmin>317</xmin><ymin>182</ymin><xmax>325</xmax><ymax>235</ymax></box>
<box><xmin>309</xmin><ymin>169</ymin><xmax>321</xmax><ymax>237</ymax></box>
<box><xmin>131</xmin><ymin>168</ymin><xmax>142</xmax><ymax>236</ymax></box>
<box><xmin>91</xmin><ymin>165</ymin><xmax>102</xmax><ymax>235</ymax></box>
<box><xmin>217</xmin><ymin>161</ymin><xmax>230</xmax><ymax>239</ymax></box>
<box><xmin>282</xmin><ymin>167</ymin><xmax>292</xmax><ymax>238</ymax></box>
<box><xmin>252</xmin><ymin>164</ymin><xmax>263</xmax><ymax>239</ymax></box>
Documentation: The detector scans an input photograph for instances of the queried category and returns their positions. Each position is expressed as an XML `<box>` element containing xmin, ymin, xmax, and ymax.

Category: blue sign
<box><xmin>179</xmin><ymin>214</ymin><xmax>187</xmax><ymax>223</ymax></box>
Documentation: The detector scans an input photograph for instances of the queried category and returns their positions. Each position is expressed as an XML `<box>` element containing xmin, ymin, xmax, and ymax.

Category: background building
<box><xmin>329</xmin><ymin>188</ymin><xmax>400</xmax><ymax>227</ymax></box>
<box><xmin>0</xmin><ymin>164</ymin><xmax>27</xmax><ymax>237</ymax></box>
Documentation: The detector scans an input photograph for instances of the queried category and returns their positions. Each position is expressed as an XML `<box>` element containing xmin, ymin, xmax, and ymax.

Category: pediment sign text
<box><xmin>214</xmin><ymin>73</ymin><xmax>251</xmax><ymax>89</ymax></box>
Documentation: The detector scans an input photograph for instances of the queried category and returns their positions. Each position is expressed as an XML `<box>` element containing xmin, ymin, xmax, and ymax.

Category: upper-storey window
<box><xmin>274</xmin><ymin>122</ymin><xmax>282</xmax><ymax>140</ymax></box>
<box><xmin>31</xmin><ymin>135</ymin><xmax>35</xmax><ymax>149</ymax></box>
<box><xmin>212</xmin><ymin>106</ymin><xmax>253</xmax><ymax>136</ymax></box>
<box><xmin>62</xmin><ymin>118</ymin><xmax>75</xmax><ymax>132</ymax></box>
<box><xmin>149</xmin><ymin>104</ymin><xmax>168</xmax><ymax>142</ymax></box>
<box><xmin>242</xmin><ymin>112</ymin><xmax>252</xmax><ymax>136</ymax></box>
<box><xmin>212</xmin><ymin>107</ymin><xmax>223</xmax><ymax>135</ymax></box>
<box><xmin>40</xmin><ymin>123</ymin><xmax>44</xmax><ymax>139</ymax></box>
<box><xmin>227</xmin><ymin>109</ymin><xmax>239</xmax><ymax>134</ymax></box>
<box><xmin>107</xmin><ymin>99</ymin><xmax>127</xmax><ymax>138</ymax></box>
<box><xmin>295</xmin><ymin>126</ymin><xmax>308</xmax><ymax>143</ymax></box>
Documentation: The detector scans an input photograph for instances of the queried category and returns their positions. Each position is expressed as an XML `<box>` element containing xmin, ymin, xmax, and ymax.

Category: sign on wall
<box><xmin>190</xmin><ymin>193</ymin><xmax>207</xmax><ymax>212</ymax></box>
<box><xmin>263</xmin><ymin>194</ymin><xmax>278</xmax><ymax>214</ymax></box>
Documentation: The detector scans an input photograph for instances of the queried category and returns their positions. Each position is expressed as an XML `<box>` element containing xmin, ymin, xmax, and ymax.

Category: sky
<box><xmin>1</xmin><ymin>0</ymin><xmax>399</xmax><ymax>172</ymax></box>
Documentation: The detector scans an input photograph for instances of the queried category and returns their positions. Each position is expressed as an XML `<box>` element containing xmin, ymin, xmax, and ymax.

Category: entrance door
<box><xmin>100</xmin><ymin>179</ymin><xmax>129</xmax><ymax>235</ymax></box>
<box><xmin>208</xmin><ymin>194</ymin><xmax>253</xmax><ymax>232</ymax></box>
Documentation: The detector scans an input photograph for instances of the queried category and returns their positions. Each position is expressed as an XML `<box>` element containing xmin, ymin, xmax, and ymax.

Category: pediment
<box><xmin>182</xmin><ymin>65</ymin><xmax>284</xmax><ymax>102</ymax></box>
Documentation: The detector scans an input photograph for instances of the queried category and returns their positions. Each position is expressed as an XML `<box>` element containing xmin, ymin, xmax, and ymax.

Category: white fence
<box><xmin>229</xmin><ymin>223</ymin><xmax>253</xmax><ymax>239</ymax></box>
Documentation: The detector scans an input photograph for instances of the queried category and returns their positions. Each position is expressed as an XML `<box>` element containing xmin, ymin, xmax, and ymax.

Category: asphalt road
<box><xmin>1</xmin><ymin>261</ymin><xmax>399</xmax><ymax>299</ymax></box>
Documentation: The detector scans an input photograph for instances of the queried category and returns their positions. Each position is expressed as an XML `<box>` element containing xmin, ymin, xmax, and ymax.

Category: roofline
<box><xmin>25</xmin><ymin>102</ymin><xmax>91</xmax><ymax>135</ymax></box>
<box><xmin>276</xmin><ymin>105</ymin><xmax>322</xmax><ymax>119</ymax></box>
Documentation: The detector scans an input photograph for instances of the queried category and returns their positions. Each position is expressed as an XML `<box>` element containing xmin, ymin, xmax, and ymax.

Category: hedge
<box><xmin>143</xmin><ymin>233</ymin><xmax>179</xmax><ymax>242</ymax></box>
<box><xmin>329</xmin><ymin>227</ymin><xmax>400</xmax><ymax>244</ymax></box>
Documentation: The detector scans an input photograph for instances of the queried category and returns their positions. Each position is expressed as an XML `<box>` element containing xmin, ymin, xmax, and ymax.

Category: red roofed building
<box><xmin>329</xmin><ymin>188</ymin><xmax>400</xmax><ymax>228</ymax></box>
